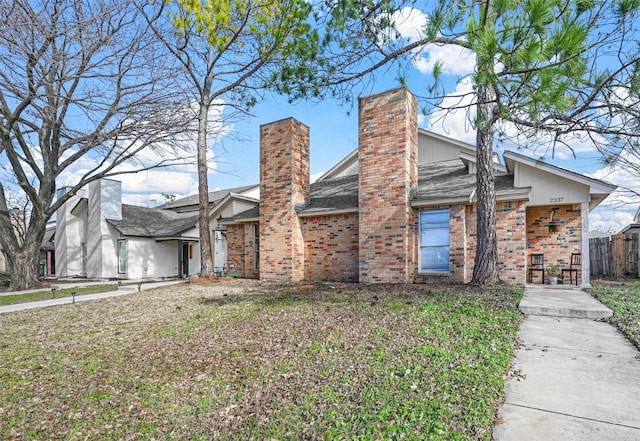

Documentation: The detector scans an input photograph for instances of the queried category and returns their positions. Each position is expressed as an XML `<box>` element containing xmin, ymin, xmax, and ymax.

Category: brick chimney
<box><xmin>259</xmin><ymin>118</ymin><xmax>310</xmax><ymax>281</ymax></box>
<box><xmin>358</xmin><ymin>88</ymin><xmax>418</xmax><ymax>283</ymax></box>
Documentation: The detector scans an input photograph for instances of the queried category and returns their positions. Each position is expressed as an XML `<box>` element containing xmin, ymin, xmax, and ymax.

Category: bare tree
<box><xmin>0</xmin><ymin>0</ymin><xmax>194</xmax><ymax>290</ymax></box>
<box><xmin>140</xmin><ymin>0</ymin><xmax>319</xmax><ymax>278</ymax></box>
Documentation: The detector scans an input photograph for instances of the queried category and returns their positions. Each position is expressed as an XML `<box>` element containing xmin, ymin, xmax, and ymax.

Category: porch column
<box><xmin>581</xmin><ymin>201</ymin><xmax>591</xmax><ymax>288</ymax></box>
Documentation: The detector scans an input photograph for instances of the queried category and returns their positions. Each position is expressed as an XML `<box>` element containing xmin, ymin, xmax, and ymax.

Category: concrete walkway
<box><xmin>494</xmin><ymin>286</ymin><xmax>640</xmax><ymax>440</ymax></box>
<box><xmin>0</xmin><ymin>280</ymin><xmax>184</xmax><ymax>314</ymax></box>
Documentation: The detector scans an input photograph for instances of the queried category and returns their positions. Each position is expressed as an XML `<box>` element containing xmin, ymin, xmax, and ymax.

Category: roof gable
<box><xmin>504</xmin><ymin>151</ymin><xmax>616</xmax><ymax>209</ymax></box>
<box><xmin>159</xmin><ymin>184</ymin><xmax>259</xmax><ymax>212</ymax></box>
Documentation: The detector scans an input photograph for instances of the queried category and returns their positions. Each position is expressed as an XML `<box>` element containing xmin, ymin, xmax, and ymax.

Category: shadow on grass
<box><xmin>198</xmin><ymin>282</ymin><xmax>522</xmax><ymax>312</ymax></box>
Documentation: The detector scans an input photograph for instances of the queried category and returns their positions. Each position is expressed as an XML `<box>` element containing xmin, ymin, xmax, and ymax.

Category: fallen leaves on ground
<box><xmin>0</xmin><ymin>279</ymin><xmax>522</xmax><ymax>440</ymax></box>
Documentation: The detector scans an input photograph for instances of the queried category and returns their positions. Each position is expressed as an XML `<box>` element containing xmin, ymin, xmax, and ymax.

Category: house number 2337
<box><xmin>549</xmin><ymin>197</ymin><xmax>564</xmax><ymax>203</ymax></box>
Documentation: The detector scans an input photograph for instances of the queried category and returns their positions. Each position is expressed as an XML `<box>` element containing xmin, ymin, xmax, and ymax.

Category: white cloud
<box><xmin>187</xmin><ymin>180</ymin><xmax>200</xmax><ymax>196</ymax></box>
<box><xmin>389</xmin><ymin>7</ymin><xmax>428</xmax><ymax>43</ymax></box>
<box><xmin>51</xmin><ymin>98</ymin><xmax>231</xmax><ymax>206</ymax></box>
<box><xmin>116</xmin><ymin>168</ymin><xmax>196</xmax><ymax>195</ymax></box>
<box><xmin>589</xmin><ymin>205</ymin><xmax>635</xmax><ymax>235</ymax></box>
<box><xmin>310</xmin><ymin>171</ymin><xmax>324</xmax><ymax>183</ymax></box>
<box><xmin>588</xmin><ymin>163</ymin><xmax>639</xmax><ymax>235</ymax></box>
<box><xmin>384</xmin><ymin>7</ymin><xmax>476</xmax><ymax>77</ymax></box>
<box><xmin>427</xmin><ymin>77</ymin><xmax>476</xmax><ymax>144</ymax></box>
<box><xmin>413</xmin><ymin>44</ymin><xmax>476</xmax><ymax>76</ymax></box>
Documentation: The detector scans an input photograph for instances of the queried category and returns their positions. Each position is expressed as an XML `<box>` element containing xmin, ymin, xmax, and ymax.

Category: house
<box><xmin>53</xmin><ymin>180</ymin><xmax>258</xmax><ymax>280</ymax></box>
<box><xmin>220</xmin><ymin>87</ymin><xmax>616</xmax><ymax>287</ymax></box>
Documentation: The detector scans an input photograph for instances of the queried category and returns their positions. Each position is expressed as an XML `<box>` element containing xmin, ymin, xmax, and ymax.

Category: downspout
<box><xmin>469</xmin><ymin>188</ymin><xmax>477</xmax><ymax>203</ymax></box>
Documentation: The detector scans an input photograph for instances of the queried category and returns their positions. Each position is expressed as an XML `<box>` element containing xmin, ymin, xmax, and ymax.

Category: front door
<box><xmin>181</xmin><ymin>243</ymin><xmax>189</xmax><ymax>277</ymax></box>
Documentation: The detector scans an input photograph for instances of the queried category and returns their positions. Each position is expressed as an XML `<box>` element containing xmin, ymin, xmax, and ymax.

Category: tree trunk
<box><xmin>6</xmin><ymin>216</ymin><xmax>47</xmax><ymax>290</ymax></box>
<box><xmin>0</xmin><ymin>181</ymin><xmax>47</xmax><ymax>290</ymax></box>
<box><xmin>197</xmin><ymin>102</ymin><xmax>214</xmax><ymax>278</ymax></box>
<box><xmin>471</xmin><ymin>84</ymin><xmax>499</xmax><ymax>285</ymax></box>
<box><xmin>8</xmin><ymin>243</ymin><xmax>41</xmax><ymax>290</ymax></box>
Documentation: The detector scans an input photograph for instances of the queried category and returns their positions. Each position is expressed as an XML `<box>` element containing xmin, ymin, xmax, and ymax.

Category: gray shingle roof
<box><xmin>297</xmin><ymin>174</ymin><xmax>359</xmax><ymax>214</ymax></box>
<box><xmin>107</xmin><ymin>204</ymin><xmax>199</xmax><ymax>237</ymax></box>
<box><xmin>159</xmin><ymin>185</ymin><xmax>258</xmax><ymax>211</ymax></box>
<box><xmin>225</xmin><ymin>158</ymin><xmax>522</xmax><ymax>223</ymax></box>
<box><xmin>231</xmin><ymin>206</ymin><xmax>259</xmax><ymax>221</ymax></box>
<box><xmin>412</xmin><ymin>160</ymin><xmax>519</xmax><ymax>203</ymax></box>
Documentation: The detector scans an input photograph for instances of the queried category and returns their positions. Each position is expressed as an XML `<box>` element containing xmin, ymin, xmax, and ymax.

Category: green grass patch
<box><xmin>589</xmin><ymin>282</ymin><xmax>640</xmax><ymax>348</ymax></box>
<box><xmin>0</xmin><ymin>285</ymin><xmax>118</xmax><ymax>306</ymax></box>
<box><xmin>0</xmin><ymin>282</ymin><xmax>522</xmax><ymax>440</ymax></box>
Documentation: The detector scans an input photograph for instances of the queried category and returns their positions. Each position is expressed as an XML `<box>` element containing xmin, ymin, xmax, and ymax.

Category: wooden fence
<box><xmin>589</xmin><ymin>233</ymin><xmax>639</xmax><ymax>277</ymax></box>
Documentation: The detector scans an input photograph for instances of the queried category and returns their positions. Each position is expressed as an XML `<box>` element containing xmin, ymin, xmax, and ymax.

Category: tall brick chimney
<box><xmin>358</xmin><ymin>88</ymin><xmax>418</xmax><ymax>283</ymax></box>
<box><xmin>259</xmin><ymin>118</ymin><xmax>310</xmax><ymax>281</ymax></box>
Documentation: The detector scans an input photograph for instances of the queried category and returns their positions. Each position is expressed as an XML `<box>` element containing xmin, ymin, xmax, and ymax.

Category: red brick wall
<box><xmin>302</xmin><ymin>214</ymin><xmax>359</xmax><ymax>282</ymax></box>
<box><xmin>497</xmin><ymin>201</ymin><xmax>527</xmax><ymax>284</ymax></box>
<box><xmin>226</xmin><ymin>223</ymin><xmax>260</xmax><ymax>279</ymax></box>
<box><xmin>358</xmin><ymin>88</ymin><xmax>418</xmax><ymax>283</ymax></box>
<box><xmin>465</xmin><ymin>201</ymin><xmax>527</xmax><ymax>284</ymax></box>
<box><xmin>465</xmin><ymin>205</ymin><xmax>477</xmax><ymax>283</ymax></box>
<box><xmin>415</xmin><ymin>201</ymin><xmax>527</xmax><ymax>284</ymax></box>
<box><xmin>527</xmin><ymin>205</ymin><xmax>581</xmax><ymax>280</ymax></box>
<box><xmin>259</xmin><ymin>118</ymin><xmax>310</xmax><ymax>282</ymax></box>
<box><xmin>450</xmin><ymin>204</ymin><xmax>468</xmax><ymax>282</ymax></box>
<box><xmin>226</xmin><ymin>224</ymin><xmax>246</xmax><ymax>277</ymax></box>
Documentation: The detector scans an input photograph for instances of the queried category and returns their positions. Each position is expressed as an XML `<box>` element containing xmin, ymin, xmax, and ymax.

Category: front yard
<box><xmin>0</xmin><ymin>280</ymin><xmax>522</xmax><ymax>440</ymax></box>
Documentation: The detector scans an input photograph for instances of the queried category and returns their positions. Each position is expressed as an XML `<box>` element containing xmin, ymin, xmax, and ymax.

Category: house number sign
<box><xmin>549</xmin><ymin>197</ymin><xmax>564</xmax><ymax>203</ymax></box>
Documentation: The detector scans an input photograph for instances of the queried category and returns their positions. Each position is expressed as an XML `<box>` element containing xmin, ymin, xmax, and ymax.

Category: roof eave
<box><xmin>208</xmin><ymin>193</ymin><xmax>260</xmax><ymax>218</ymax></box>
<box><xmin>411</xmin><ymin>189</ymin><xmax>531</xmax><ymax>207</ymax></box>
<box><xmin>297</xmin><ymin>207</ymin><xmax>359</xmax><ymax>217</ymax></box>
<box><xmin>619</xmin><ymin>223</ymin><xmax>640</xmax><ymax>235</ymax></box>
<box><xmin>218</xmin><ymin>216</ymin><xmax>260</xmax><ymax>225</ymax></box>
<box><xmin>155</xmin><ymin>236</ymin><xmax>200</xmax><ymax>242</ymax></box>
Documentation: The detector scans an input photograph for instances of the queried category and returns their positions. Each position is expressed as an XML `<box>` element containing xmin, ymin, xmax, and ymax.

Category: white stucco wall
<box><xmin>55</xmin><ymin>191</ymin><xmax>88</xmax><ymax>277</ymax></box>
<box><xmin>87</xmin><ymin>180</ymin><xmax>122</xmax><ymax>279</ymax></box>
<box><xmin>123</xmin><ymin>238</ymin><xmax>180</xmax><ymax>279</ymax></box>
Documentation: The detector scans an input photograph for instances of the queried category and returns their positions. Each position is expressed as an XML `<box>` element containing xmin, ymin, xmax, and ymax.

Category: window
<box><xmin>117</xmin><ymin>239</ymin><xmax>127</xmax><ymax>274</ymax></box>
<box><xmin>420</xmin><ymin>209</ymin><xmax>450</xmax><ymax>273</ymax></box>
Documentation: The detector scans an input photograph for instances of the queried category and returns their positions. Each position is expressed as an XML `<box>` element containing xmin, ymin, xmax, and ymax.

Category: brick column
<box><xmin>358</xmin><ymin>88</ymin><xmax>418</xmax><ymax>283</ymax></box>
<box><xmin>259</xmin><ymin>118</ymin><xmax>310</xmax><ymax>281</ymax></box>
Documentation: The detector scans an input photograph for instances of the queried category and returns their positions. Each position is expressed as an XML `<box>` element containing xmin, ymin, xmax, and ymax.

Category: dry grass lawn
<box><xmin>0</xmin><ymin>279</ymin><xmax>522</xmax><ymax>440</ymax></box>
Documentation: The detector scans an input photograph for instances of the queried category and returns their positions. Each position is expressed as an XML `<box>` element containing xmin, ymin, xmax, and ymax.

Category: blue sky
<box><xmin>112</xmin><ymin>5</ymin><xmax>639</xmax><ymax>234</ymax></box>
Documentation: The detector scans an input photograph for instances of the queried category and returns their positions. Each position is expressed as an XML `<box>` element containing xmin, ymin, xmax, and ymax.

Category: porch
<box><xmin>525</xmin><ymin>204</ymin><xmax>590</xmax><ymax>288</ymax></box>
